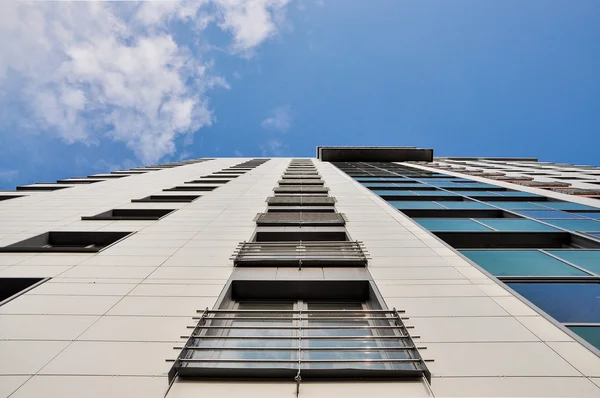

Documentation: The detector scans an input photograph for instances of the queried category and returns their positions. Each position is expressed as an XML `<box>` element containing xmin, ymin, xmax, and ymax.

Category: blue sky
<box><xmin>1</xmin><ymin>1</ymin><xmax>599</xmax><ymax>189</ymax></box>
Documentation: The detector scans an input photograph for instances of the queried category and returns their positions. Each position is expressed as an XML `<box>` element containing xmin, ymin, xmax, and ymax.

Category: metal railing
<box><xmin>255</xmin><ymin>212</ymin><xmax>346</xmax><ymax>226</ymax></box>
<box><xmin>169</xmin><ymin>308</ymin><xmax>430</xmax><ymax>383</ymax></box>
<box><xmin>232</xmin><ymin>241</ymin><xmax>368</xmax><ymax>266</ymax></box>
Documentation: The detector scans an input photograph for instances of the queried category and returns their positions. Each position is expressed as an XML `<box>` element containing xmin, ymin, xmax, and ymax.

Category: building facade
<box><xmin>0</xmin><ymin>146</ymin><xmax>599</xmax><ymax>397</ymax></box>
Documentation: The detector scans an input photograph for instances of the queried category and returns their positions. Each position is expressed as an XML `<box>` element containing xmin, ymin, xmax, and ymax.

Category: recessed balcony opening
<box><xmin>82</xmin><ymin>208</ymin><xmax>176</xmax><ymax>221</ymax></box>
<box><xmin>163</xmin><ymin>186</ymin><xmax>217</xmax><ymax>192</ymax></box>
<box><xmin>186</xmin><ymin>180</ymin><xmax>231</xmax><ymax>184</ymax></box>
<box><xmin>0</xmin><ymin>231</ymin><xmax>133</xmax><ymax>253</ymax></box>
<box><xmin>56</xmin><ymin>179</ymin><xmax>104</xmax><ymax>184</ymax></box>
<box><xmin>253</xmin><ymin>228</ymin><xmax>349</xmax><ymax>242</ymax></box>
<box><xmin>16</xmin><ymin>185</ymin><xmax>70</xmax><ymax>191</ymax></box>
<box><xmin>132</xmin><ymin>195</ymin><xmax>200</xmax><ymax>203</ymax></box>
<box><xmin>0</xmin><ymin>195</ymin><xmax>25</xmax><ymax>202</ymax></box>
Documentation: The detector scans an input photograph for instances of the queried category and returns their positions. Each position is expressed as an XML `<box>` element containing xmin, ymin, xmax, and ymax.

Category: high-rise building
<box><xmin>0</xmin><ymin>146</ymin><xmax>599</xmax><ymax>397</ymax></box>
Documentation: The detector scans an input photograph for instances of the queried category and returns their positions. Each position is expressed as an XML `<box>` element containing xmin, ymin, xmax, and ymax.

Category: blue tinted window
<box><xmin>545</xmin><ymin>250</ymin><xmax>600</xmax><ymax>275</ymax></box>
<box><xmin>363</xmin><ymin>183</ymin><xmax>399</xmax><ymax>188</ymax></box>
<box><xmin>372</xmin><ymin>190</ymin><xmax>418</xmax><ymax>196</ymax></box>
<box><xmin>456</xmin><ymin>191</ymin><xmax>502</xmax><ymax>197</ymax></box>
<box><xmin>508</xmin><ymin>283</ymin><xmax>600</xmax><ymax>323</ymax></box>
<box><xmin>589</xmin><ymin>233</ymin><xmax>600</xmax><ymax>239</ymax></box>
<box><xmin>414</xmin><ymin>219</ymin><xmax>492</xmax><ymax>232</ymax></box>
<box><xmin>428</xmin><ymin>182</ymin><xmax>461</xmax><ymax>188</ymax></box>
<box><xmin>391</xmin><ymin>201</ymin><xmax>445</xmax><ymax>209</ymax></box>
<box><xmin>438</xmin><ymin>201</ymin><xmax>495</xmax><ymax>209</ymax></box>
<box><xmin>517</xmin><ymin>210</ymin><xmax>583</xmax><ymax>219</ymax></box>
<box><xmin>538</xmin><ymin>202</ymin><xmax>600</xmax><ymax>211</ymax></box>
<box><xmin>568</xmin><ymin>326</ymin><xmax>600</xmax><ymax>351</ymax></box>
<box><xmin>572</xmin><ymin>212</ymin><xmax>600</xmax><ymax>219</ymax></box>
<box><xmin>491</xmin><ymin>202</ymin><xmax>549</xmax><ymax>210</ymax></box>
<box><xmin>494</xmin><ymin>192</ymin><xmax>542</xmax><ymax>197</ymax></box>
<box><xmin>543</xmin><ymin>219</ymin><xmax>600</xmax><ymax>232</ymax></box>
<box><xmin>414</xmin><ymin>191</ymin><xmax>457</xmax><ymax>196</ymax></box>
<box><xmin>476</xmin><ymin>219</ymin><xmax>559</xmax><ymax>232</ymax></box>
<box><xmin>460</xmin><ymin>250</ymin><xmax>589</xmax><ymax>277</ymax></box>
<box><xmin>455</xmin><ymin>183</ymin><xmax>501</xmax><ymax>189</ymax></box>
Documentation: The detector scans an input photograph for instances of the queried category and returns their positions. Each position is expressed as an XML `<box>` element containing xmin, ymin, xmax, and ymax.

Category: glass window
<box><xmin>460</xmin><ymin>250</ymin><xmax>590</xmax><ymax>277</ymax></box>
<box><xmin>372</xmin><ymin>190</ymin><xmax>418</xmax><ymax>196</ymax></box>
<box><xmin>427</xmin><ymin>182</ymin><xmax>461</xmax><ymax>188</ymax></box>
<box><xmin>545</xmin><ymin>250</ymin><xmax>600</xmax><ymax>275</ymax></box>
<box><xmin>538</xmin><ymin>202</ymin><xmax>600</xmax><ymax>211</ymax></box>
<box><xmin>567</xmin><ymin>326</ymin><xmax>600</xmax><ymax>351</ymax></box>
<box><xmin>455</xmin><ymin>191</ymin><xmax>502</xmax><ymax>197</ymax></box>
<box><xmin>363</xmin><ymin>183</ymin><xmax>400</xmax><ymax>188</ymax></box>
<box><xmin>491</xmin><ymin>202</ymin><xmax>550</xmax><ymax>210</ymax></box>
<box><xmin>516</xmin><ymin>210</ymin><xmax>583</xmax><ymax>219</ymax></box>
<box><xmin>508</xmin><ymin>282</ymin><xmax>600</xmax><ymax>323</ymax></box>
<box><xmin>493</xmin><ymin>192</ymin><xmax>541</xmax><ymax>197</ymax></box>
<box><xmin>476</xmin><ymin>219</ymin><xmax>560</xmax><ymax>232</ymax></box>
<box><xmin>414</xmin><ymin>191</ymin><xmax>457</xmax><ymax>196</ymax></box>
<box><xmin>572</xmin><ymin>212</ymin><xmax>600</xmax><ymax>219</ymax></box>
<box><xmin>542</xmin><ymin>219</ymin><xmax>600</xmax><ymax>232</ymax></box>
<box><xmin>391</xmin><ymin>201</ymin><xmax>445</xmax><ymax>209</ymax></box>
<box><xmin>589</xmin><ymin>233</ymin><xmax>600</xmax><ymax>239</ymax></box>
<box><xmin>438</xmin><ymin>201</ymin><xmax>495</xmax><ymax>209</ymax></box>
<box><xmin>414</xmin><ymin>219</ymin><xmax>492</xmax><ymax>232</ymax></box>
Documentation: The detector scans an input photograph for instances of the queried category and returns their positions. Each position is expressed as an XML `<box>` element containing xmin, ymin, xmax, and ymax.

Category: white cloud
<box><xmin>261</xmin><ymin>105</ymin><xmax>292</xmax><ymax>131</ymax></box>
<box><xmin>260</xmin><ymin>139</ymin><xmax>289</xmax><ymax>156</ymax></box>
<box><xmin>0</xmin><ymin>1</ymin><xmax>290</xmax><ymax>164</ymax></box>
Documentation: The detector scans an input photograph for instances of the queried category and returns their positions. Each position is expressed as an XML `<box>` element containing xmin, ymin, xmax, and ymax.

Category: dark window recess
<box><xmin>380</xmin><ymin>195</ymin><xmax>464</xmax><ymax>202</ymax></box>
<box><xmin>163</xmin><ymin>186</ymin><xmax>217</xmax><ymax>192</ymax></box>
<box><xmin>111</xmin><ymin>170</ymin><xmax>148</xmax><ymax>175</ymax></box>
<box><xmin>267</xmin><ymin>206</ymin><xmax>336</xmax><ymax>213</ymax></box>
<box><xmin>434</xmin><ymin>231</ymin><xmax>600</xmax><ymax>249</ymax></box>
<box><xmin>233</xmin><ymin>241</ymin><xmax>367</xmax><ymax>267</ymax></box>
<box><xmin>16</xmin><ymin>185</ymin><xmax>70</xmax><ymax>191</ymax></box>
<box><xmin>399</xmin><ymin>209</ymin><xmax>521</xmax><ymax>219</ymax></box>
<box><xmin>0</xmin><ymin>231</ymin><xmax>133</xmax><ymax>253</ymax></box>
<box><xmin>254</xmin><ymin>229</ymin><xmax>349</xmax><ymax>242</ymax></box>
<box><xmin>0</xmin><ymin>195</ymin><xmax>25</xmax><ymax>202</ymax></box>
<box><xmin>255</xmin><ymin>212</ymin><xmax>346</xmax><ymax>226</ymax></box>
<box><xmin>274</xmin><ymin>187</ymin><xmax>329</xmax><ymax>194</ymax></box>
<box><xmin>132</xmin><ymin>195</ymin><xmax>200</xmax><ymax>203</ymax></box>
<box><xmin>0</xmin><ymin>278</ymin><xmax>48</xmax><ymax>305</ymax></box>
<box><xmin>82</xmin><ymin>209</ymin><xmax>176</xmax><ymax>221</ymax></box>
<box><xmin>88</xmin><ymin>174</ymin><xmax>128</xmax><ymax>179</ymax></box>
<box><xmin>56</xmin><ymin>179</ymin><xmax>104</xmax><ymax>184</ymax></box>
<box><xmin>267</xmin><ymin>196</ymin><xmax>336</xmax><ymax>206</ymax></box>
<box><xmin>203</xmin><ymin>174</ymin><xmax>240</xmax><ymax>178</ymax></box>
<box><xmin>186</xmin><ymin>180</ymin><xmax>231</xmax><ymax>184</ymax></box>
<box><xmin>282</xmin><ymin>175</ymin><xmax>322</xmax><ymax>179</ymax></box>
<box><xmin>169</xmin><ymin>280</ymin><xmax>429</xmax><ymax>383</ymax></box>
<box><xmin>278</xmin><ymin>179</ymin><xmax>324</xmax><ymax>186</ymax></box>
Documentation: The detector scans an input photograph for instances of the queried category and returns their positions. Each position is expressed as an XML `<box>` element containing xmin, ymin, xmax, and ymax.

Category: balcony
<box><xmin>232</xmin><ymin>241</ymin><xmax>368</xmax><ymax>267</ymax></box>
<box><xmin>255</xmin><ymin>212</ymin><xmax>345</xmax><ymax>226</ymax></box>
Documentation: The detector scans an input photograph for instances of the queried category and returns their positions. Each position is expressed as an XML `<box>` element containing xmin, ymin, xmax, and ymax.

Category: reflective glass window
<box><xmin>438</xmin><ymin>201</ymin><xmax>495</xmax><ymax>209</ymax></box>
<box><xmin>517</xmin><ymin>210</ymin><xmax>583</xmax><ymax>219</ymax></box>
<box><xmin>460</xmin><ymin>250</ymin><xmax>590</xmax><ymax>277</ymax></box>
<box><xmin>414</xmin><ymin>191</ymin><xmax>457</xmax><ymax>196</ymax></box>
<box><xmin>362</xmin><ymin>183</ymin><xmax>400</xmax><ymax>188</ymax></box>
<box><xmin>491</xmin><ymin>202</ymin><xmax>549</xmax><ymax>210</ymax></box>
<box><xmin>372</xmin><ymin>190</ymin><xmax>418</xmax><ymax>196</ymax></box>
<box><xmin>543</xmin><ymin>219</ymin><xmax>600</xmax><ymax>232</ymax></box>
<box><xmin>391</xmin><ymin>201</ymin><xmax>445</xmax><ymax>209</ymax></box>
<box><xmin>538</xmin><ymin>202</ymin><xmax>600</xmax><ymax>211</ymax></box>
<box><xmin>494</xmin><ymin>192</ymin><xmax>542</xmax><ymax>197</ymax></box>
<box><xmin>572</xmin><ymin>212</ymin><xmax>600</xmax><ymax>219</ymax></box>
<box><xmin>568</xmin><ymin>326</ymin><xmax>600</xmax><ymax>351</ymax></box>
<box><xmin>508</xmin><ymin>282</ymin><xmax>600</xmax><ymax>323</ymax></box>
<box><xmin>456</xmin><ymin>191</ymin><xmax>503</xmax><ymax>197</ymax></box>
<box><xmin>415</xmin><ymin>219</ymin><xmax>492</xmax><ymax>232</ymax></box>
<box><xmin>476</xmin><ymin>219</ymin><xmax>559</xmax><ymax>232</ymax></box>
<box><xmin>545</xmin><ymin>250</ymin><xmax>600</xmax><ymax>275</ymax></box>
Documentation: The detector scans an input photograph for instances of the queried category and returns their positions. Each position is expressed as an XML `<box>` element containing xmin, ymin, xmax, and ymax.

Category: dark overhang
<box><xmin>316</xmin><ymin>146</ymin><xmax>433</xmax><ymax>162</ymax></box>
